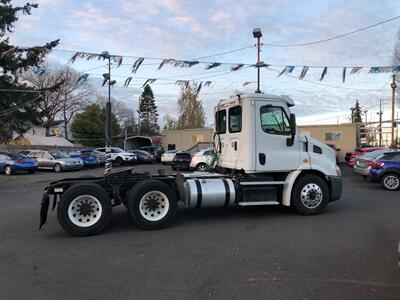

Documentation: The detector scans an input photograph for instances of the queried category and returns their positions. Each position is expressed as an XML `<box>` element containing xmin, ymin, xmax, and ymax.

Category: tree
<box><xmin>139</xmin><ymin>84</ymin><xmax>159</xmax><ymax>135</ymax></box>
<box><xmin>351</xmin><ymin>100</ymin><xmax>363</xmax><ymax>123</ymax></box>
<box><xmin>95</xmin><ymin>94</ymin><xmax>136</xmax><ymax>137</ymax></box>
<box><xmin>0</xmin><ymin>0</ymin><xmax>59</xmax><ymax>143</ymax></box>
<box><xmin>71</xmin><ymin>104</ymin><xmax>120</xmax><ymax>147</ymax></box>
<box><xmin>177</xmin><ymin>83</ymin><xmax>205</xmax><ymax>129</ymax></box>
<box><xmin>163</xmin><ymin>114</ymin><xmax>177</xmax><ymax>132</ymax></box>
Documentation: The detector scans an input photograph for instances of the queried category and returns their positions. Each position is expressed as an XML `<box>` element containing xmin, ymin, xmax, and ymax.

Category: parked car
<box><xmin>0</xmin><ymin>151</ymin><xmax>38</xmax><ymax>175</ymax></box>
<box><xmin>353</xmin><ymin>149</ymin><xmax>397</xmax><ymax>179</ymax></box>
<box><xmin>27</xmin><ymin>150</ymin><xmax>83</xmax><ymax>172</ymax></box>
<box><xmin>138</xmin><ymin>145</ymin><xmax>164</xmax><ymax>162</ymax></box>
<box><xmin>171</xmin><ymin>151</ymin><xmax>191</xmax><ymax>171</ymax></box>
<box><xmin>64</xmin><ymin>149</ymin><xmax>99</xmax><ymax>168</ymax></box>
<box><xmin>129</xmin><ymin>150</ymin><xmax>156</xmax><ymax>163</ymax></box>
<box><xmin>348</xmin><ymin>147</ymin><xmax>382</xmax><ymax>167</ymax></box>
<box><xmin>190</xmin><ymin>148</ymin><xmax>214</xmax><ymax>171</ymax></box>
<box><xmin>92</xmin><ymin>150</ymin><xmax>106</xmax><ymax>165</ymax></box>
<box><xmin>369</xmin><ymin>151</ymin><xmax>400</xmax><ymax>191</ymax></box>
<box><xmin>161</xmin><ymin>149</ymin><xmax>179</xmax><ymax>164</ymax></box>
<box><xmin>95</xmin><ymin>147</ymin><xmax>137</xmax><ymax>165</ymax></box>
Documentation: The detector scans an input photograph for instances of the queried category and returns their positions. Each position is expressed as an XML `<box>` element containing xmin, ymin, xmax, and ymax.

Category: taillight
<box><xmin>367</xmin><ymin>160</ymin><xmax>372</xmax><ymax>166</ymax></box>
<box><xmin>372</xmin><ymin>161</ymin><xmax>384</xmax><ymax>168</ymax></box>
<box><xmin>15</xmin><ymin>159</ymin><xmax>23</xmax><ymax>163</ymax></box>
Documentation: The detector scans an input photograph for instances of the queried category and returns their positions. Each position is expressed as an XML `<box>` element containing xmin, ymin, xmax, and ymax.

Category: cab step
<box><xmin>238</xmin><ymin>201</ymin><xmax>280</xmax><ymax>206</ymax></box>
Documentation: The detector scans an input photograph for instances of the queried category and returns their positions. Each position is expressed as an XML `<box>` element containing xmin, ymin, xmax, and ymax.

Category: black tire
<box><xmin>381</xmin><ymin>173</ymin><xmax>400</xmax><ymax>191</ymax></box>
<box><xmin>115</xmin><ymin>157</ymin><xmax>123</xmax><ymax>166</ymax></box>
<box><xmin>291</xmin><ymin>174</ymin><xmax>329</xmax><ymax>215</ymax></box>
<box><xmin>28</xmin><ymin>170</ymin><xmax>35</xmax><ymax>174</ymax></box>
<box><xmin>127</xmin><ymin>179</ymin><xmax>178</xmax><ymax>230</ymax></box>
<box><xmin>54</xmin><ymin>163</ymin><xmax>62</xmax><ymax>173</ymax></box>
<box><xmin>57</xmin><ymin>183</ymin><xmax>112</xmax><ymax>236</ymax></box>
<box><xmin>196</xmin><ymin>163</ymin><xmax>207</xmax><ymax>171</ymax></box>
<box><xmin>4</xmin><ymin>165</ymin><xmax>12</xmax><ymax>176</ymax></box>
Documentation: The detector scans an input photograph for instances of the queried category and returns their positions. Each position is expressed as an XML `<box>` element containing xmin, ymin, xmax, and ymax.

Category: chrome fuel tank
<box><xmin>183</xmin><ymin>178</ymin><xmax>236</xmax><ymax>208</ymax></box>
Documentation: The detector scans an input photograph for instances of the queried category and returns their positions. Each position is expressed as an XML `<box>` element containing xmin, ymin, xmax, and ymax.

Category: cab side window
<box><xmin>229</xmin><ymin>106</ymin><xmax>242</xmax><ymax>133</ymax></box>
<box><xmin>215</xmin><ymin>110</ymin><xmax>226</xmax><ymax>134</ymax></box>
<box><xmin>260</xmin><ymin>106</ymin><xmax>291</xmax><ymax>135</ymax></box>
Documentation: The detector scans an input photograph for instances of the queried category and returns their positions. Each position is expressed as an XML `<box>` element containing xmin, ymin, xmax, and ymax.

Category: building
<box><xmin>299</xmin><ymin>123</ymin><xmax>358</xmax><ymax>162</ymax></box>
<box><xmin>163</xmin><ymin>128</ymin><xmax>213</xmax><ymax>151</ymax></box>
<box><xmin>10</xmin><ymin>125</ymin><xmax>74</xmax><ymax>147</ymax></box>
<box><xmin>163</xmin><ymin>124</ymin><xmax>358</xmax><ymax>162</ymax></box>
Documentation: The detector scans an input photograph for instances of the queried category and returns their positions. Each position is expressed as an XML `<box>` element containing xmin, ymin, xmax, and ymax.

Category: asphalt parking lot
<box><xmin>0</xmin><ymin>164</ymin><xmax>399</xmax><ymax>300</ymax></box>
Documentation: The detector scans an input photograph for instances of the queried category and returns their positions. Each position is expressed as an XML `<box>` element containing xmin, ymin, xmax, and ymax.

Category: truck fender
<box><xmin>282</xmin><ymin>170</ymin><xmax>301</xmax><ymax>206</ymax></box>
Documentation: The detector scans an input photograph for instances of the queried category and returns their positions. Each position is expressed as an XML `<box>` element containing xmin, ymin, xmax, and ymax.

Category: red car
<box><xmin>348</xmin><ymin>147</ymin><xmax>382</xmax><ymax>167</ymax></box>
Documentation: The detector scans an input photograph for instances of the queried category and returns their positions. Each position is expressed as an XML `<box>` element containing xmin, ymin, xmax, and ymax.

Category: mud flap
<box><xmin>39</xmin><ymin>193</ymin><xmax>50</xmax><ymax>230</ymax></box>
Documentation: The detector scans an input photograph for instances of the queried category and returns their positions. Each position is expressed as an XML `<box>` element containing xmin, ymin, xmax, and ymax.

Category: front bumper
<box><xmin>328</xmin><ymin>175</ymin><xmax>343</xmax><ymax>201</ymax></box>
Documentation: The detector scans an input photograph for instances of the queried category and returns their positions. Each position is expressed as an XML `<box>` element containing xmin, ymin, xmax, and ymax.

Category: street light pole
<box><xmin>391</xmin><ymin>74</ymin><xmax>397</xmax><ymax>148</ymax></box>
<box><xmin>253</xmin><ymin>28</ymin><xmax>262</xmax><ymax>94</ymax></box>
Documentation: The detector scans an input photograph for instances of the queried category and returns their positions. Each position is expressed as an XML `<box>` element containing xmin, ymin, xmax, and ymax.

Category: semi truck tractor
<box><xmin>39</xmin><ymin>93</ymin><xmax>343</xmax><ymax>236</ymax></box>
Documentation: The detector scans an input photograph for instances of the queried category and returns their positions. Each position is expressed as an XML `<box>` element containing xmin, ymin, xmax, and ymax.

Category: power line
<box><xmin>193</xmin><ymin>45</ymin><xmax>254</xmax><ymax>60</ymax></box>
<box><xmin>264</xmin><ymin>15</ymin><xmax>400</xmax><ymax>47</ymax></box>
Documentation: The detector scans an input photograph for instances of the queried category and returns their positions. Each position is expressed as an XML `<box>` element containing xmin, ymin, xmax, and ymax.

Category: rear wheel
<box><xmin>291</xmin><ymin>174</ymin><xmax>329</xmax><ymax>215</ymax></box>
<box><xmin>4</xmin><ymin>165</ymin><xmax>12</xmax><ymax>176</ymax></box>
<box><xmin>196</xmin><ymin>163</ymin><xmax>207</xmax><ymax>171</ymax></box>
<box><xmin>57</xmin><ymin>183</ymin><xmax>112</xmax><ymax>236</ymax></box>
<box><xmin>127</xmin><ymin>179</ymin><xmax>178</xmax><ymax>230</ymax></box>
<box><xmin>54</xmin><ymin>163</ymin><xmax>62</xmax><ymax>173</ymax></box>
<box><xmin>381</xmin><ymin>173</ymin><xmax>400</xmax><ymax>191</ymax></box>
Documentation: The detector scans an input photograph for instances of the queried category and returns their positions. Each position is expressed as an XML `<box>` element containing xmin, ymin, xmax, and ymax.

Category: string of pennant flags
<box><xmin>20</xmin><ymin>49</ymin><xmax>400</xmax><ymax>88</ymax></box>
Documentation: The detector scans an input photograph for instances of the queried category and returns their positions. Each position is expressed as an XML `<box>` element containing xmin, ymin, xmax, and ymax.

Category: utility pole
<box><xmin>391</xmin><ymin>74</ymin><xmax>396</xmax><ymax>147</ymax></box>
<box><xmin>377</xmin><ymin>99</ymin><xmax>383</xmax><ymax>147</ymax></box>
<box><xmin>253</xmin><ymin>28</ymin><xmax>262</xmax><ymax>93</ymax></box>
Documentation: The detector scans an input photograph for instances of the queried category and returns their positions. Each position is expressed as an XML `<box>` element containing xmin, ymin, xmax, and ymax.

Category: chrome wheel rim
<box><xmin>384</xmin><ymin>175</ymin><xmax>399</xmax><ymax>190</ymax></box>
<box><xmin>198</xmin><ymin>164</ymin><xmax>207</xmax><ymax>171</ymax></box>
<box><xmin>139</xmin><ymin>191</ymin><xmax>169</xmax><ymax>221</ymax></box>
<box><xmin>68</xmin><ymin>195</ymin><xmax>102</xmax><ymax>227</ymax></box>
<box><xmin>54</xmin><ymin>164</ymin><xmax>61</xmax><ymax>172</ymax></box>
<box><xmin>300</xmin><ymin>183</ymin><xmax>323</xmax><ymax>209</ymax></box>
<box><xmin>5</xmin><ymin>166</ymin><xmax>11</xmax><ymax>175</ymax></box>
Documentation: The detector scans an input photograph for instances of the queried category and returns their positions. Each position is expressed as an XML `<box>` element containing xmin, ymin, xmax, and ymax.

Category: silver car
<box><xmin>353</xmin><ymin>149</ymin><xmax>397</xmax><ymax>178</ymax></box>
<box><xmin>27</xmin><ymin>150</ymin><xmax>83</xmax><ymax>172</ymax></box>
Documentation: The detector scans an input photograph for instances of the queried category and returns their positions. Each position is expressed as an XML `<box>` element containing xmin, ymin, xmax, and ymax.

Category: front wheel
<box><xmin>291</xmin><ymin>174</ymin><xmax>329</xmax><ymax>215</ymax></box>
<box><xmin>57</xmin><ymin>183</ymin><xmax>112</xmax><ymax>236</ymax></box>
<box><xmin>127</xmin><ymin>179</ymin><xmax>178</xmax><ymax>230</ymax></box>
<box><xmin>196</xmin><ymin>163</ymin><xmax>207</xmax><ymax>171</ymax></box>
<box><xmin>381</xmin><ymin>173</ymin><xmax>400</xmax><ymax>191</ymax></box>
<box><xmin>54</xmin><ymin>163</ymin><xmax>62</xmax><ymax>173</ymax></box>
<box><xmin>115</xmin><ymin>157</ymin><xmax>123</xmax><ymax>166</ymax></box>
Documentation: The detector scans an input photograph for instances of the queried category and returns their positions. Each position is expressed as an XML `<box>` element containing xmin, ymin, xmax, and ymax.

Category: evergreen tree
<box><xmin>0</xmin><ymin>0</ymin><xmax>59</xmax><ymax>143</ymax></box>
<box><xmin>138</xmin><ymin>84</ymin><xmax>159</xmax><ymax>135</ymax></box>
<box><xmin>351</xmin><ymin>100</ymin><xmax>363</xmax><ymax>123</ymax></box>
<box><xmin>177</xmin><ymin>83</ymin><xmax>205</xmax><ymax>129</ymax></box>
<box><xmin>71</xmin><ymin>104</ymin><xmax>120</xmax><ymax>147</ymax></box>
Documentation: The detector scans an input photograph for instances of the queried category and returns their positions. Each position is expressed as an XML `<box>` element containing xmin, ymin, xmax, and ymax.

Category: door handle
<box><xmin>232</xmin><ymin>141</ymin><xmax>237</xmax><ymax>151</ymax></box>
<box><xmin>259</xmin><ymin>153</ymin><xmax>266</xmax><ymax>165</ymax></box>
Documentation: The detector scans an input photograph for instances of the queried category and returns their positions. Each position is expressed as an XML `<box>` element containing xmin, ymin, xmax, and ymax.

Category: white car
<box><xmin>96</xmin><ymin>147</ymin><xmax>137</xmax><ymax>165</ymax></box>
<box><xmin>161</xmin><ymin>150</ymin><xmax>180</xmax><ymax>164</ymax></box>
<box><xmin>189</xmin><ymin>149</ymin><xmax>214</xmax><ymax>171</ymax></box>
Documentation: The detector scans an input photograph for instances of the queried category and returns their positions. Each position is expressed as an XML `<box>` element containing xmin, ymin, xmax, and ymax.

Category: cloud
<box><xmin>166</xmin><ymin>15</ymin><xmax>212</xmax><ymax>38</ymax></box>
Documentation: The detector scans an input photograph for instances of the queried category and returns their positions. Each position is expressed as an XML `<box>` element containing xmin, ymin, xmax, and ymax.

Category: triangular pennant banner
<box><xmin>205</xmin><ymin>62</ymin><xmax>222</xmax><ymax>70</ymax></box>
<box><xmin>299</xmin><ymin>66</ymin><xmax>309</xmax><ymax>79</ymax></box>
<box><xmin>319</xmin><ymin>67</ymin><xmax>327</xmax><ymax>81</ymax></box>
<box><xmin>231</xmin><ymin>64</ymin><xmax>245</xmax><ymax>71</ymax></box>
<box><xmin>124</xmin><ymin>77</ymin><xmax>133</xmax><ymax>87</ymax></box>
<box><xmin>204</xmin><ymin>81</ymin><xmax>212</xmax><ymax>87</ymax></box>
<box><xmin>350</xmin><ymin>67</ymin><xmax>362</xmax><ymax>74</ymax></box>
<box><xmin>158</xmin><ymin>59</ymin><xmax>175</xmax><ymax>70</ymax></box>
<box><xmin>196</xmin><ymin>82</ymin><xmax>203</xmax><ymax>94</ymax></box>
<box><xmin>342</xmin><ymin>67</ymin><xmax>346</xmax><ymax>83</ymax></box>
<box><xmin>393</xmin><ymin>66</ymin><xmax>400</xmax><ymax>73</ymax></box>
<box><xmin>142</xmin><ymin>79</ymin><xmax>156</xmax><ymax>87</ymax></box>
<box><xmin>77</xmin><ymin>73</ymin><xmax>89</xmax><ymax>84</ymax></box>
<box><xmin>175</xmin><ymin>80</ymin><xmax>189</xmax><ymax>88</ymax></box>
<box><xmin>131</xmin><ymin>57</ymin><xmax>144</xmax><ymax>73</ymax></box>
<box><xmin>369</xmin><ymin>67</ymin><xmax>380</xmax><ymax>73</ymax></box>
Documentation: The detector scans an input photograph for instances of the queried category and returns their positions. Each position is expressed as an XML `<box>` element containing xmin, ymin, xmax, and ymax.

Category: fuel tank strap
<box><xmin>194</xmin><ymin>179</ymin><xmax>202</xmax><ymax>208</ymax></box>
<box><xmin>222</xmin><ymin>179</ymin><xmax>230</xmax><ymax>207</ymax></box>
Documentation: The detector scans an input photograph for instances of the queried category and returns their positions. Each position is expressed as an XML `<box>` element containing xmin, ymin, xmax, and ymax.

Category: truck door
<box><xmin>255</xmin><ymin>102</ymin><xmax>301</xmax><ymax>171</ymax></box>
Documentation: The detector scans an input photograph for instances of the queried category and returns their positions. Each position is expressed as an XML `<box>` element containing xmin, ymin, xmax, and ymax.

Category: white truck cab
<box><xmin>214</xmin><ymin>93</ymin><xmax>338</xmax><ymax>176</ymax></box>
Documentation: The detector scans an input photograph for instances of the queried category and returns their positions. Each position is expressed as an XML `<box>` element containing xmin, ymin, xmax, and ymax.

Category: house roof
<box><xmin>10</xmin><ymin>134</ymin><xmax>74</xmax><ymax>147</ymax></box>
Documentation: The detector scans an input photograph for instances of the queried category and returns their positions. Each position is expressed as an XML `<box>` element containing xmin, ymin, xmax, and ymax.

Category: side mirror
<box><xmin>287</xmin><ymin>113</ymin><xmax>296</xmax><ymax>147</ymax></box>
<box><xmin>336</xmin><ymin>148</ymin><xmax>341</xmax><ymax>152</ymax></box>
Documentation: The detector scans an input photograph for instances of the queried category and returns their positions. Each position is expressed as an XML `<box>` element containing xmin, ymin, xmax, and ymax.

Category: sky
<box><xmin>8</xmin><ymin>0</ymin><xmax>400</xmax><ymax>126</ymax></box>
